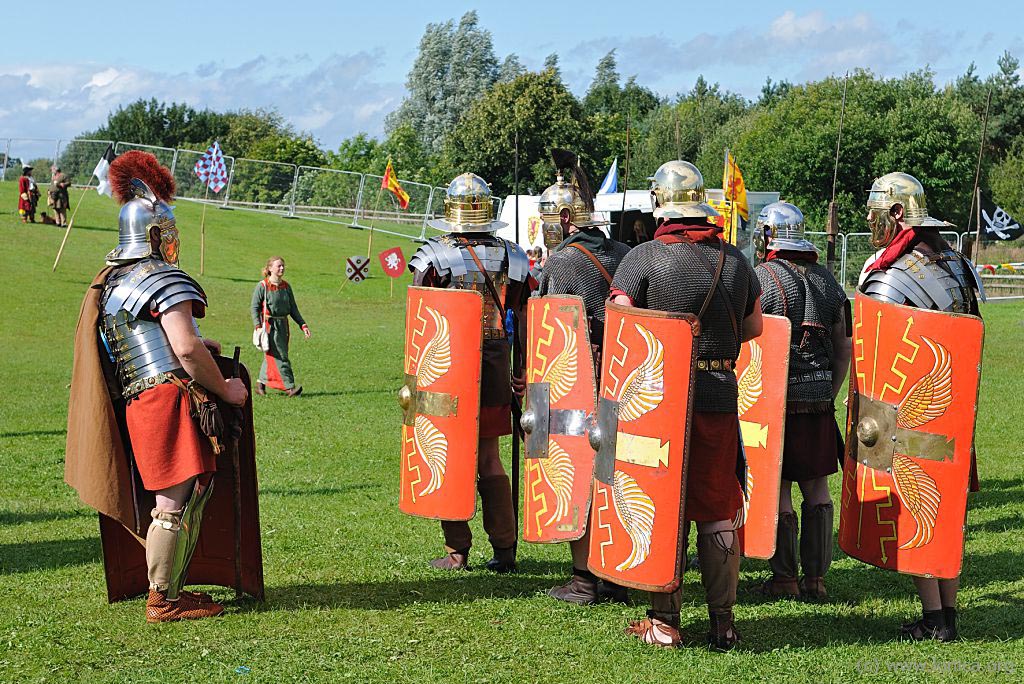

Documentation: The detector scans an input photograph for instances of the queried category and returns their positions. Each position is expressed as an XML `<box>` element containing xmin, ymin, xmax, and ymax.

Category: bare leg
<box><xmin>569</xmin><ymin>530</ymin><xmax>590</xmax><ymax>570</ymax></box>
<box><xmin>154</xmin><ymin>477</ymin><xmax>196</xmax><ymax>511</ymax></box>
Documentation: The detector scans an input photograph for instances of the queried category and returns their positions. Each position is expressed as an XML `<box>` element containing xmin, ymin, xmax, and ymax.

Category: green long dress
<box><xmin>251</xmin><ymin>278</ymin><xmax>307</xmax><ymax>390</ymax></box>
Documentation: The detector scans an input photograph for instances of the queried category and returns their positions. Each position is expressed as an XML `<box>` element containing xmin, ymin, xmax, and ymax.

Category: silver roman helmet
<box><xmin>649</xmin><ymin>160</ymin><xmax>719</xmax><ymax>219</ymax></box>
<box><xmin>427</xmin><ymin>172</ymin><xmax>507</xmax><ymax>233</ymax></box>
<box><xmin>866</xmin><ymin>172</ymin><xmax>951</xmax><ymax>247</ymax></box>
<box><xmin>106</xmin><ymin>179</ymin><xmax>178</xmax><ymax>265</ymax></box>
<box><xmin>754</xmin><ymin>201</ymin><xmax>817</xmax><ymax>258</ymax></box>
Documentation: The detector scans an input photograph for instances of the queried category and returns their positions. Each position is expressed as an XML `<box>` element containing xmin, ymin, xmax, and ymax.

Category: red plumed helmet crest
<box><xmin>108</xmin><ymin>150</ymin><xmax>175</xmax><ymax>205</ymax></box>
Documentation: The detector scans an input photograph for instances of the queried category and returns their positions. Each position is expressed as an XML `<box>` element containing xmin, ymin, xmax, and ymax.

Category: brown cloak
<box><xmin>64</xmin><ymin>267</ymin><xmax>137</xmax><ymax>530</ymax></box>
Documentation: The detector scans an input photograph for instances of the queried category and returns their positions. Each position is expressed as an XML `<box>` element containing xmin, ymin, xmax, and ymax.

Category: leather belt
<box><xmin>123</xmin><ymin>368</ymin><xmax>190</xmax><ymax>400</ymax></box>
<box><xmin>483</xmin><ymin>327</ymin><xmax>506</xmax><ymax>340</ymax></box>
<box><xmin>696</xmin><ymin>358</ymin><xmax>734</xmax><ymax>372</ymax></box>
<box><xmin>788</xmin><ymin>370</ymin><xmax>833</xmax><ymax>385</ymax></box>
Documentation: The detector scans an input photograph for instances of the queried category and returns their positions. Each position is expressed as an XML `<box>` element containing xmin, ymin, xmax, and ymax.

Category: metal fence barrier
<box><xmin>6</xmin><ymin>136</ymin><xmax>1018</xmax><ymax>293</ymax></box>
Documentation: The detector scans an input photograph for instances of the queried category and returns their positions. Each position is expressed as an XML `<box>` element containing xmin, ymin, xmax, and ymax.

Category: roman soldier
<box><xmin>607</xmin><ymin>160</ymin><xmax>763</xmax><ymax>649</ymax></box>
<box><xmin>65</xmin><ymin>151</ymin><xmax>251</xmax><ymax>622</ymax></box>
<box><xmin>404</xmin><ymin>172</ymin><xmax>533</xmax><ymax>572</ymax></box>
<box><xmin>524</xmin><ymin>150</ymin><xmax>632</xmax><ymax>605</ymax></box>
<box><xmin>840</xmin><ymin>172</ymin><xmax>985</xmax><ymax>641</ymax></box>
<box><xmin>752</xmin><ymin>201</ymin><xmax>851</xmax><ymax>600</ymax></box>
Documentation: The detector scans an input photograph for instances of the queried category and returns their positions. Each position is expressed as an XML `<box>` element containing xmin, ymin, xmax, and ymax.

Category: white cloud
<box><xmin>568</xmin><ymin>9</ymin><xmax>988</xmax><ymax>98</ymax></box>
<box><xmin>0</xmin><ymin>51</ymin><xmax>403</xmax><ymax>150</ymax></box>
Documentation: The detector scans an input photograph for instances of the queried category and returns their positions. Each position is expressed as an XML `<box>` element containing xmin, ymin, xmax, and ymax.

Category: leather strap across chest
<box><xmin>568</xmin><ymin>243</ymin><xmax>613</xmax><ymax>285</ymax></box>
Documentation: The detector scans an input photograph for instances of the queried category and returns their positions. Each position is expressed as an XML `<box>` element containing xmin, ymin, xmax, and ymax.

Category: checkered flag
<box><xmin>194</xmin><ymin>141</ymin><xmax>228</xmax><ymax>193</ymax></box>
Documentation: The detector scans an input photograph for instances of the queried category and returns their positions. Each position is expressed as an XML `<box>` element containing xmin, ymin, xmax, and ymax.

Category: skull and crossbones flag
<box><xmin>980</xmin><ymin>192</ymin><xmax>1023</xmax><ymax>241</ymax></box>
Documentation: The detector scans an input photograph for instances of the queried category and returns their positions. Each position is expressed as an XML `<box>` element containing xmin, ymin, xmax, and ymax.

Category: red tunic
<box><xmin>125</xmin><ymin>382</ymin><xmax>217</xmax><ymax>491</ymax></box>
<box><xmin>18</xmin><ymin>176</ymin><xmax>34</xmax><ymax>213</ymax></box>
<box><xmin>684</xmin><ymin>412</ymin><xmax>744</xmax><ymax>522</ymax></box>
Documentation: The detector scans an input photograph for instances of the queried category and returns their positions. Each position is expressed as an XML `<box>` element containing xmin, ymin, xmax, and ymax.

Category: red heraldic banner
<box><xmin>839</xmin><ymin>293</ymin><xmax>983</xmax><ymax>579</ymax></box>
<box><xmin>587</xmin><ymin>302</ymin><xmax>698</xmax><ymax>592</ymax></box>
<box><xmin>399</xmin><ymin>287</ymin><xmax>483</xmax><ymax>520</ymax></box>
<box><xmin>521</xmin><ymin>295</ymin><xmax>598</xmax><ymax>543</ymax></box>
<box><xmin>733</xmin><ymin>314</ymin><xmax>790</xmax><ymax>559</ymax></box>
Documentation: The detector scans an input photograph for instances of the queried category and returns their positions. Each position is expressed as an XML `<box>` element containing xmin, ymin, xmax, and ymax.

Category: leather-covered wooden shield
<box><xmin>520</xmin><ymin>295</ymin><xmax>597</xmax><ymax>543</ymax></box>
<box><xmin>586</xmin><ymin>302</ymin><xmax>698</xmax><ymax>592</ymax></box>
<box><xmin>733</xmin><ymin>314</ymin><xmax>790</xmax><ymax>559</ymax></box>
<box><xmin>838</xmin><ymin>293</ymin><xmax>983</xmax><ymax>579</ymax></box>
<box><xmin>100</xmin><ymin>355</ymin><xmax>265</xmax><ymax>602</ymax></box>
<box><xmin>399</xmin><ymin>286</ymin><xmax>483</xmax><ymax>521</ymax></box>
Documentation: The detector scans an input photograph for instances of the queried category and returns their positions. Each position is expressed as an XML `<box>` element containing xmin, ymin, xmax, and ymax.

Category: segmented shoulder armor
<box><xmin>860</xmin><ymin>249</ymin><xmax>983</xmax><ymax>313</ymax></box>
<box><xmin>99</xmin><ymin>259</ymin><xmax>206</xmax><ymax>394</ymax></box>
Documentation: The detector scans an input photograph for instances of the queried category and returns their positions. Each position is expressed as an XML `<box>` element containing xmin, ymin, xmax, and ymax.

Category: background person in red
<box><xmin>17</xmin><ymin>164</ymin><xmax>40</xmax><ymax>223</ymax></box>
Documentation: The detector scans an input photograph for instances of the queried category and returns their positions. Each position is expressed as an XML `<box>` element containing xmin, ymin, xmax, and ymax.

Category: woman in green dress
<box><xmin>252</xmin><ymin>256</ymin><xmax>310</xmax><ymax>396</ymax></box>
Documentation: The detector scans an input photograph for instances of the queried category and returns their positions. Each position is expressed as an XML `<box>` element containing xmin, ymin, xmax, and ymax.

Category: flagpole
<box><xmin>723</xmin><ymin>147</ymin><xmax>731</xmax><ymax>243</ymax></box>
<box><xmin>827</xmin><ymin>73</ymin><xmax>849</xmax><ymax>274</ymax></box>
<box><xmin>366</xmin><ymin>158</ymin><xmax>389</xmax><ymax>261</ymax></box>
<box><xmin>968</xmin><ymin>88</ymin><xmax>993</xmax><ymax>261</ymax></box>
<box><xmin>618</xmin><ymin>113</ymin><xmax>631</xmax><ymax>241</ymax></box>
<box><xmin>51</xmin><ymin>184</ymin><xmax>92</xmax><ymax>272</ymax></box>
<box><xmin>199</xmin><ymin>183</ymin><xmax>210</xmax><ymax>275</ymax></box>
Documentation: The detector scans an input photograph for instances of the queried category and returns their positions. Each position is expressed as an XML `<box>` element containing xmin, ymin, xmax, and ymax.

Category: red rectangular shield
<box><xmin>587</xmin><ymin>302</ymin><xmax>698</xmax><ymax>592</ymax></box>
<box><xmin>733</xmin><ymin>314</ymin><xmax>790</xmax><ymax>559</ymax></box>
<box><xmin>838</xmin><ymin>293</ymin><xmax>984</xmax><ymax>578</ymax></box>
<box><xmin>521</xmin><ymin>295</ymin><xmax>598</xmax><ymax>543</ymax></box>
<box><xmin>399</xmin><ymin>286</ymin><xmax>483</xmax><ymax>520</ymax></box>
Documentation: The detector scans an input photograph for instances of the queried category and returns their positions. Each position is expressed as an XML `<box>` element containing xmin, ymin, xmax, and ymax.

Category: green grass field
<box><xmin>1</xmin><ymin>182</ymin><xmax>1022</xmax><ymax>683</ymax></box>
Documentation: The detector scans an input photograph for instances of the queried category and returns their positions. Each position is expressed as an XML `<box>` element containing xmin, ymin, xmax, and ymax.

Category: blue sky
<box><xmin>2</xmin><ymin>1</ymin><xmax>1021</xmax><ymax>150</ymax></box>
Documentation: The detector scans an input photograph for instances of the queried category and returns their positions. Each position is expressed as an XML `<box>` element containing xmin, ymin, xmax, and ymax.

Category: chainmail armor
<box><xmin>537</xmin><ymin>238</ymin><xmax>631</xmax><ymax>335</ymax></box>
<box><xmin>757</xmin><ymin>259</ymin><xmax>847</xmax><ymax>405</ymax></box>
<box><xmin>612</xmin><ymin>240</ymin><xmax>760</xmax><ymax>412</ymax></box>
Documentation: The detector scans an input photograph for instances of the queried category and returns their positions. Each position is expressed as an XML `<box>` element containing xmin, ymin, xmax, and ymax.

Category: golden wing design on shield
<box><xmin>542</xmin><ymin>318</ymin><xmax>578</xmax><ymax>404</ymax></box>
<box><xmin>611</xmin><ymin>469</ymin><xmax>656</xmax><ymax>571</ymax></box>
<box><xmin>617</xmin><ymin>323</ymin><xmax>665</xmax><ymax>422</ymax></box>
<box><xmin>732</xmin><ymin>466</ymin><xmax>755</xmax><ymax>528</ymax></box>
<box><xmin>413</xmin><ymin>415</ymin><xmax>448</xmax><ymax>496</ymax></box>
<box><xmin>892</xmin><ymin>453</ymin><xmax>941</xmax><ymax>549</ymax></box>
<box><xmin>539</xmin><ymin>439</ymin><xmax>575</xmax><ymax>526</ymax></box>
<box><xmin>736</xmin><ymin>340</ymin><xmax>763</xmax><ymax>417</ymax></box>
<box><xmin>416</xmin><ymin>306</ymin><xmax>452</xmax><ymax>388</ymax></box>
<box><xmin>896</xmin><ymin>337</ymin><xmax>952</xmax><ymax>429</ymax></box>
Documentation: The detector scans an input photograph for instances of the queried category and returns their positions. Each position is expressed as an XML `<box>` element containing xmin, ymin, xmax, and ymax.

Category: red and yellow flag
<box><xmin>723</xmin><ymin>150</ymin><xmax>748</xmax><ymax>221</ymax></box>
<box><xmin>382</xmin><ymin>159</ymin><xmax>410</xmax><ymax>210</ymax></box>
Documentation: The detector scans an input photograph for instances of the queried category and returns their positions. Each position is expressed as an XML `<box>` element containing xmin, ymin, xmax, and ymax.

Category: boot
<box><xmin>899</xmin><ymin>609</ymin><xmax>952</xmax><ymax>641</ymax></box>
<box><xmin>698</xmin><ymin>531</ymin><xmax>741</xmax><ymax>651</ymax></box>
<box><xmin>255</xmin><ymin>382</ymin><xmax>266</xmax><ymax>396</ymax></box>
<box><xmin>597</xmin><ymin>580</ymin><xmax>630</xmax><ymax>604</ymax></box>
<box><xmin>431</xmin><ymin>521</ymin><xmax>472</xmax><ymax>570</ymax></box>
<box><xmin>146</xmin><ymin>589</ymin><xmax>224</xmax><ymax>623</ymax></box>
<box><xmin>286</xmin><ymin>385</ymin><xmax>303</xmax><ymax>397</ymax></box>
<box><xmin>759</xmin><ymin>511</ymin><xmax>799</xmax><ymax>598</ymax></box>
<box><xmin>942</xmin><ymin>607</ymin><xmax>960</xmax><ymax>641</ymax></box>
<box><xmin>799</xmin><ymin>502</ymin><xmax>834</xmax><ymax>600</ymax></box>
<box><xmin>548</xmin><ymin>567</ymin><xmax>598</xmax><ymax>605</ymax></box>
<box><xmin>429</xmin><ymin>548</ymin><xmax>468</xmax><ymax>570</ymax></box>
<box><xmin>478</xmin><ymin>474</ymin><xmax>517</xmax><ymax>573</ymax></box>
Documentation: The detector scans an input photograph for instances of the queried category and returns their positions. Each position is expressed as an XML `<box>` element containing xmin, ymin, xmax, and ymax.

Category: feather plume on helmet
<box><xmin>550</xmin><ymin>148</ymin><xmax>594</xmax><ymax>211</ymax></box>
<box><xmin>104</xmin><ymin>151</ymin><xmax>180</xmax><ymax>265</ymax></box>
<box><xmin>539</xmin><ymin>148</ymin><xmax>607</xmax><ymax>237</ymax></box>
<box><xmin>108</xmin><ymin>150</ymin><xmax>176</xmax><ymax>205</ymax></box>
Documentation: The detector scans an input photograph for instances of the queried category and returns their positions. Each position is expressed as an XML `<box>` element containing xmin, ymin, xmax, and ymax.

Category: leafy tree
<box><xmin>583</xmin><ymin>51</ymin><xmax>621</xmax><ymax>116</ymax></box>
<box><xmin>497</xmin><ymin>54</ymin><xmax>526</xmax><ymax>84</ymax></box>
<box><xmin>443</xmin><ymin>70</ymin><xmax>592</xmax><ymax>196</ymax></box>
<box><xmin>83</xmin><ymin>98</ymin><xmax>229</xmax><ymax>150</ymax></box>
<box><xmin>387</xmin><ymin>11</ymin><xmax>500</xmax><ymax>153</ymax></box>
<box><xmin>989</xmin><ymin>137</ymin><xmax>1024</xmax><ymax>220</ymax></box>
<box><xmin>631</xmin><ymin>77</ymin><xmax>748</xmax><ymax>183</ymax></box>
<box><xmin>543</xmin><ymin>53</ymin><xmax>562</xmax><ymax>82</ymax></box>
